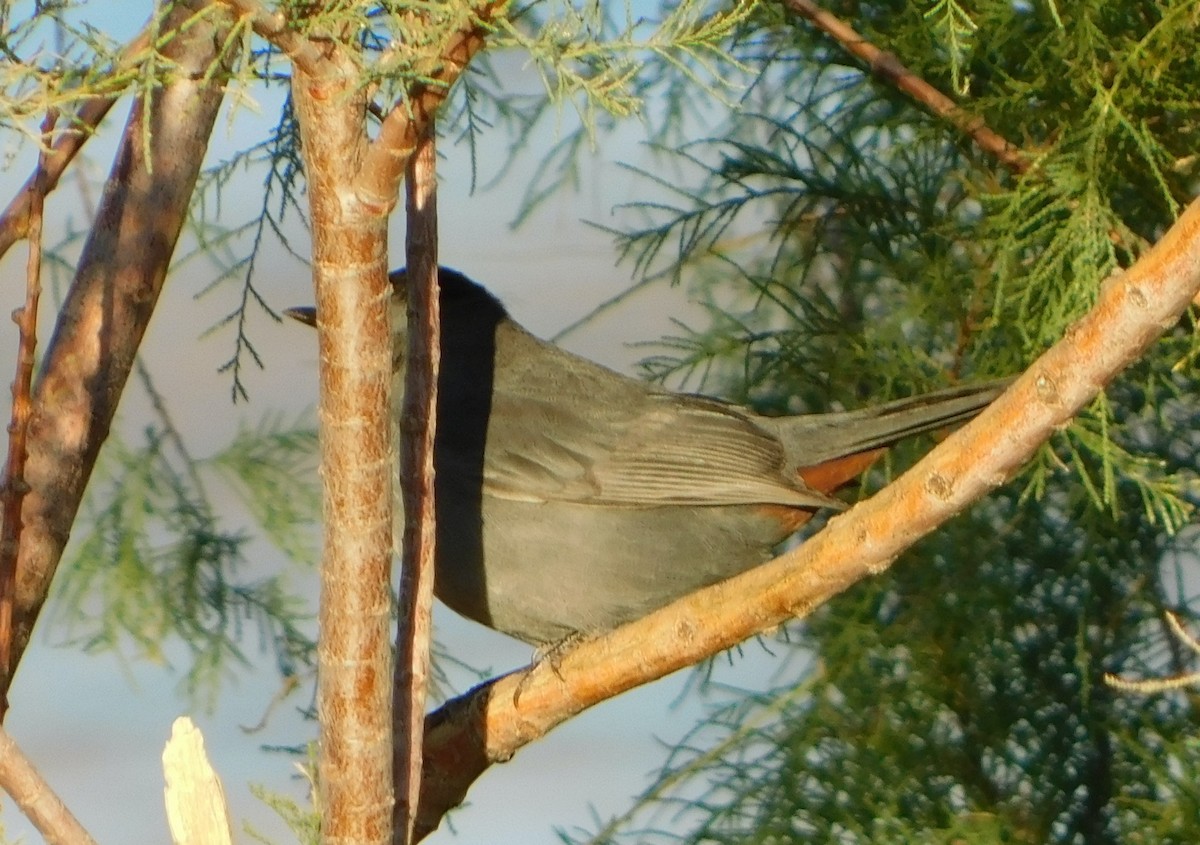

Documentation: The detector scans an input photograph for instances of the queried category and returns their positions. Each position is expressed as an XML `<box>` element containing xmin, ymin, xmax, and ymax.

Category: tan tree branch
<box><xmin>1</xmin><ymin>0</ymin><xmax>238</xmax><ymax>700</ymax></box>
<box><xmin>162</xmin><ymin>718</ymin><xmax>234</xmax><ymax>845</ymax></box>
<box><xmin>353</xmin><ymin>1</ymin><xmax>507</xmax><ymax>212</ymax></box>
<box><xmin>0</xmin><ymin>725</ymin><xmax>98</xmax><ymax>845</ymax></box>
<box><xmin>413</xmin><ymin>198</ymin><xmax>1200</xmax><ymax>839</ymax></box>
<box><xmin>216</xmin><ymin>0</ymin><xmax>330</xmax><ymax>74</ymax></box>
<box><xmin>783</xmin><ymin>0</ymin><xmax>1029</xmax><ymax>175</ymax></box>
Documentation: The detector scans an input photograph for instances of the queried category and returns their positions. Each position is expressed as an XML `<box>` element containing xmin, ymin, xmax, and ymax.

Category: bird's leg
<box><xmin>512</xmin><ymin>631</ymin><xmax>594</xmax><ymax>705</ymax></box>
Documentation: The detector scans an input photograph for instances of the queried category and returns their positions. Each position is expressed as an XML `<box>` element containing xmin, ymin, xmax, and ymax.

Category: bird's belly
<box><xmin>432</xmin><ymin>495</ymin><xmax>794</xmax><ymax>645</ymax></box>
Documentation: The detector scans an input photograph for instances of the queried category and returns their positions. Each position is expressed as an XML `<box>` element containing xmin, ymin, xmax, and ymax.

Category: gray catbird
<box><xmin>289</xmin><ymin>268</ymin><xmax>1005</xmax><ymax>645</ymax></box>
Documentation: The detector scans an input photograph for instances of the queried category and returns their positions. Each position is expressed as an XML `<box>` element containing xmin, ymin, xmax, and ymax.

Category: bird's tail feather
<box><xmin>775</xmin><ymin>378</ymin><xmax>1011</xmax><ymax>470</ymax></box>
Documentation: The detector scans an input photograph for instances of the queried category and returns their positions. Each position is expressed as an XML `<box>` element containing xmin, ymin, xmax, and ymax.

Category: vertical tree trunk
<box><xmin>291</xmin><ymin>50</ymin><xmax>396</xmax><ymax>845</ymax></box>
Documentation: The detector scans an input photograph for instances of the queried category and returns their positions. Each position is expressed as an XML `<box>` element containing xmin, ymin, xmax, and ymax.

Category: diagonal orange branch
<box><xmin>783</xmin><ymin>0</ymin><xmax>1029</xmax><ymax>175</ymax></box>
<box><xmin>413</xmin><ymin>198</ymin><xmax>1200</xmax><ymax>840</ymax></box>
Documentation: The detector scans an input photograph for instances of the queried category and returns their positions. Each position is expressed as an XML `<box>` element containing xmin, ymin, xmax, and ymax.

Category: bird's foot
<box><xmin>512</xmin><ymin>630</ymin><xmax>594</xmax><ymax>705</ymax></box>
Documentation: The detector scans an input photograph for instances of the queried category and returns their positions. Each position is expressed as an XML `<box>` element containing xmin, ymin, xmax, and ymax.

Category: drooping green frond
<box><xmin>208</xmin><ymin>416</ymin><xmax>321</xmax><ymax>565</ymax></box>
<box><xmin>923</xmin><ymin>0</ymin><xmax>978</xmax><ymax>96</ymax></box>
<box><xmin>188</xmin><ymin>96</ymin><xmax>307</xmax><ymax>401</ymax></box>
<box><xmin>51</xmin><ymin>417</ymin><xmax>320</xmax><ymax>706</ymax></box>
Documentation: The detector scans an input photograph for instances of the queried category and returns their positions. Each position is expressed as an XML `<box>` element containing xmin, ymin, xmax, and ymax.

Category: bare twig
<box><xmin>783</xmin><ymin>0</ymin><xmax>1029</xmax><ymax>175</ymax></box>
<box><xmin>413</xmin><ymin>199</ymin><xmax>1200</xmax><ymax>840</ymax></box>
<box><xmin>393</xmin><ymin>128</ymin><xmax>440</xmax><ymax>845</ymax></box>
<box><xmin>0</xmin><ymin>111</ymin><xmax>55</xmax><ymax>719</ymax></box>
<box><xmin>0</xmin><ymin>724</ymin><xmax>98</xmax><ymax>845</ymax></box>
<box><xmin>1105</xmin><ymin>612</ymin><xmax>1200</xmax><ymax>693</ymax></box>
<box><xmin>0</xmin><ymin>27</ymin><xmax>153</xmax><ymax>262</ymax></box>
<box><xmin>2</xmin><ymin>0</ymin><xmax>238</xmax><ymax>700</ymax></box>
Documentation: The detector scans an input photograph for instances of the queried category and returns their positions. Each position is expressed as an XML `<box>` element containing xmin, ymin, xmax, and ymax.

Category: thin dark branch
<box><xmin>0</xmin><ymin>111</ymin><xmax>54</xmax><ymax>719</ymax></box>
<box><xmin>394</xmin><ymin>127</ymin><xmax>440</xmax><ymax>845</ymax></box>
<box><xmin>134</xmin><ymin>359</ymin><xmax>210</xmax><ymax>502</ymax></box>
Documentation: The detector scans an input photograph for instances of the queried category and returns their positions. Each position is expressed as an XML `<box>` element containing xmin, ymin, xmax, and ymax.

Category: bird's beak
<box><xmin>284</xmin><ymin>306</ymin><xmax>317</xmax><ymax>328</ymax></box>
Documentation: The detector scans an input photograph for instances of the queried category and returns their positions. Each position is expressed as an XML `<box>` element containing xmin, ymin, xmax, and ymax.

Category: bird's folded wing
<box><xmin>480</xmin><ymin>392</ymin><xmax>845</xmax><ymax>510</ymax></box>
